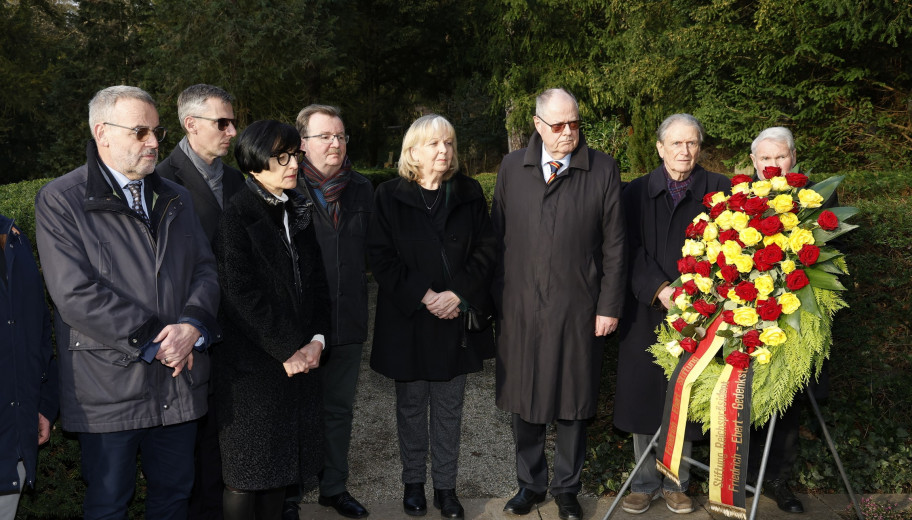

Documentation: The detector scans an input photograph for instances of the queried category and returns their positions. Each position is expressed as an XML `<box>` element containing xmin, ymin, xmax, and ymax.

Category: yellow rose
<box><xmin>693</xmin><ymin>212</ymin><xmax>710</xmax><ymax>224</ymax></box>
<box><xmin>763</xmin><ymin>233</ymin><xmax>789</xmax><ymax>250</ymax></box>
<box><xmin>781</xmin><ymin>259</ymin><xmax>796</xmax><ymax>274</ymax></box>
<box><xmin>702</xmin><ymin>223</ymin><xmax>719</xmax><ymax>242</ymax></box>
<box><xmin>750</xmin><ymin>346</ymin><xmax>772</xmax><ymax>365</ymax></box>
<box><xmin>682</xmin><ymin>311</ymin><xmax>700</xmax><ymax>323</ymax></box>
<box><xmin>752</xmin><ymin>180</ymin><xmax>772</xmax><ymax>197</ymax></box>
<box><xmin>675</xmin><ymin>293</ymin><xmax>690</xmax><ymax>311</ymax></box>
<box><xmin>770</xmin><ymin>194</ymin><xmax>795</xmax><ymax>214</ymax></box>
<box><xmin>680</xmin><ymin>273</ymin><xmax>694</xmax><ymax>282</ymax></box>
<box><xmin>739</xmin><ymin>227</ymin><xmax>763</xmax><ymax>247</ymax></box>
<box><xmin>728</xmin><ymin>292</ymin><xmax>745</xmax><ymax>305</ymax></box>
<box><xmin>779</xmin><ymin>292</ymin><xmax>801</xmax><ymax>314</ymax></box>
<box><xmin>798</xmin><ymin>189</ymin><xmax>824</xmax><ymax>208</ymax></box>
<box><xmin>732</xmin><ymin>183</ymin><xmax>752</xmax><ymax>195</ymax></box>
<box><xmin>779</xmin><ymin>212</ymin><xmax>799</xmax><ymax>231</ymax></box>
<box><xmin>711</xmin><ymin>192</ymin><xmax>728</xmax><ymax>206</ymax></box>
<box><xmin>730</xmin><ymin>212</ymin><xmax>750</xmax><ymax>231</ymax></box>
<box><xmin>694</xmin><ymin>274</ymin><xmax>714</xmax><ymax>293</ymax></box>
<box><xmin>706</xmin><ymin>240</ymin><xmax>723</xmax><ymax>264</ymax></box>
<box><xmin>715</xmin><ymin>210</ymin><xmax>734</xmax><ymax>230</ymax></box>
<box><xmin>759</xmin><ymin>326</ymin><xmax>788</xmax><ymax>346</ymax></box>
<box><xmin>733</xmin><ymin>307</ymin><xmax>759</xmax><ymax>327</ymax></box>
<box><xmin>788</xmin><ymin>228</ymin><xmax>815</xmax><ymax>252</ymax></box>
<box><xmin>732</xmin><ymin>254</ymin><xmax>754</xmax><ymax>273</ymax></box>
<box><xmin>754</xmin><ymin>274</ymin><xmax>775</xmax><ymax>297</ymax></box>
<box><xmin>722</xmin><ymin>240</ymin><xmax>743</xmax><ymax>258</ymax></box>
<box><xmin>770</xmin><ymin>176</ymin><xmax>790</xmax><ymax>192</ymax></box>
<box><xmin>665</xmin><ymin>340</ymin><xmax>684</xmax><ymax>357</ymax></box>
<box><xmin>682</xmin><ymin>239</ymin><xmax>706</xmax><ymax>257</ymax></box>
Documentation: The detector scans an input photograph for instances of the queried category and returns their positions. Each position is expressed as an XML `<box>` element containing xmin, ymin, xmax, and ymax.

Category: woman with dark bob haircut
<box><xmin>368</xmin><ymin>114</ymin><xmax>497</xmax><ymax>519</ymax></box>
<box><xmin>213</xmin><ymin>119</ymin><xmax>330</xmax><ymax>519</ymax></box>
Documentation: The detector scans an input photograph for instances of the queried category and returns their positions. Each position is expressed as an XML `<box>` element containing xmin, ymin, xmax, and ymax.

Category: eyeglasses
<box><xmin>271</xmin><ymin>150</ymin><xmax>305</xmax><ymax>166</ymax></box>
<box><xmin>535</xmin><ymin>116</ymin><xmax>581</xmax><ymax>134</ymax></box>
<box><xmin>302</xmin><ymin>133</ymin><xmax>350</xmax><ymax>144</ymax></box>
<box><xmin>103</xmin><ymin>122</ymin><xmax>167</xmax><ymax>142</ymax></box>
<box><xmin>192</xmin><ymin>115</ymin><xmax>237</xmax><ymax>131</ymax></box>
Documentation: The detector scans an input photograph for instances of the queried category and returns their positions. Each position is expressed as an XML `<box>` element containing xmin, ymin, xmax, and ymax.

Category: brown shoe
<box><xmin>662</xmin><ymin>489</ymin><xmax>694</xmax><ymax>514</ymax></box>
<box><xmin>621</xmin><ymin>490</ymin><xmax>659</xmax><ymax>514</ymax></box>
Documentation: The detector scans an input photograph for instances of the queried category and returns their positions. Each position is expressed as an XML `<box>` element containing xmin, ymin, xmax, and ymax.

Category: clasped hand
<box><xmin>154</xmin><ymin>323</ymin><xmax>201</xmax><ymax>377</ymax></box>
<box><xmin>422</xmin><ymin>289</ymin><xmax>460</xmax><ymax>319</ymax></box>
<box><xmin>283</xmin><ymin>340</ymin><xmax>322</xmax><ymax>377</ymax></box>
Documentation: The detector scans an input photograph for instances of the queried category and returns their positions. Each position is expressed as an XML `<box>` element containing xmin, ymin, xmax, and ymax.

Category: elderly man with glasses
<box><xmin>155</xmin><ymin>84</ymin><xmax>246</xmax><ymax>520</ymax></box>
<box><xmin>492</xmin><ymin>88</ymin><xmax>626</xmax><ymax>520</ymax></box>
<box><xmin>35</xmin><ymin>85</ymin><xmax>220</xmax><ymax>520</ymax></box>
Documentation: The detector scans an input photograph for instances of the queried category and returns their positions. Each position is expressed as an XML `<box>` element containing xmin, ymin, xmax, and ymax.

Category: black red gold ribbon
<box><xmin>708</xmin><ymin>360</ymin><xmax>754</xmax><ymax>519</ymax></box>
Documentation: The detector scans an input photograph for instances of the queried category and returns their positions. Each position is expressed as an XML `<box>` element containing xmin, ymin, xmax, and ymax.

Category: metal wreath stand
<box><xmin>602</xmin><ymin>387</ymin><xmax>865</xmax><ymax>520</ymax></box>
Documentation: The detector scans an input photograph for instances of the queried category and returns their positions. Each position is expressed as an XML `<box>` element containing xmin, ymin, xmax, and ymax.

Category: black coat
<box><xmin>297</xmin><ymin>171</ymin><xmax>373</xmax><ymax>346</ymax></box>
<box><xmin>492</xmin><ymin>132</ymin><xmax>626</xmax><ymax>423</ymax></box>
<box><xmin>213</xmin><ymin>182</ymin><xmax>330</xmax><ymax>489</ymax></box>
<box><xmin>156</xmin><ymin>145</ymin><xmax>245</xmax><ymax>243</ymax></box>
<box><xmin>0</xmin><ymin>216</ymin><xmax>57</xmax><ymax>493</ymax></box>
<box><xmin>368</xmin><ymin>174</ymin><xmax>496</xmax><ymax>381</ymax></box>
<box><xmin>615</xmin><ymin>165</ymin><xmax>730</xmax><ymax>437</ymax></box>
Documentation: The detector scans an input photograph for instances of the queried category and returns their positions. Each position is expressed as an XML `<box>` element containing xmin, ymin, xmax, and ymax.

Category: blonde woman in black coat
<box><xmin>213</xmin><ymin>120</ymin><xmax>330</xmax><ymax>520</ymax></box>
<box><xmin>368</xmin><ymin>114</ymin><xmax>496</xmax><ymax>519</ymax></box>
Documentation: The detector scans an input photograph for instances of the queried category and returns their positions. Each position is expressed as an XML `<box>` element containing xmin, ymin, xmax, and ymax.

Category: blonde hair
<box><xmin>398</xmin><ymin>114</ymin><xmax>458</xmax><ymax>182</ymax></box>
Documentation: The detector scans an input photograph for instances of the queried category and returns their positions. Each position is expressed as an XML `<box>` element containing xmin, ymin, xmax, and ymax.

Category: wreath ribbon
<box><xmin>708</xmin><ymin>361</ymin><xmax>754</xmax><ymax>519</ymax></box>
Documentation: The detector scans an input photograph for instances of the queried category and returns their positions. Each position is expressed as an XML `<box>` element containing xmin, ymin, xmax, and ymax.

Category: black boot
<box><xmin>433</xmin><ymin>488</ymin><xmax>464</xmax><ymax>519</ymax></box>
<box><xmin>403</xmin><ymin>483</ymin><xmax>427</xmax><ymax>516</ymax></box>
<box><xmin>765</xmin><ymin>479</ymin><xmax>805</xmax><ymax>513</ymax></box>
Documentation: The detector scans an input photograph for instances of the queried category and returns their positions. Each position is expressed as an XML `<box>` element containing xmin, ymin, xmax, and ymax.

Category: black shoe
<box><xmin>282</xmin><ymin>500</ymin><xmax>301</xmax><ymax>520</ymax></box>
<box><xmin>765</xmin><ymin>479</ymin><xmax>805</xmax><ymax>513</ymax></box>
<box><xmin>503</xmin><ymin>488</ymin><xmax>547</xmax><ymax>515</ymax></box>
<box><xmin>403</xmin><ymin>483</ymin><xmax>427</xmax><ymax>516</ymax></box>
<box><xmin>433</xmin><ymin>489</ymin><xmax>464</xmax><ymax>519</ymax></box>
<box><xmin>554</xmin><ymin>493</ymin><xmax>582</xmax><ymax>520</ymax></box>
<box><xmin>319</xmin><ymin>491</ymin><xmax>370</xmax><ymax>519</ymax></box>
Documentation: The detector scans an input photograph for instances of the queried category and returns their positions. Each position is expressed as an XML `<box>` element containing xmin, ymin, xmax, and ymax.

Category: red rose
<box><xmin>719</xmin><ymin>264</ymin><xmax>739</xmax><ymax>283</ymax></box>
<box><xmin>742</xmin><ymin>329</ymin><xmax>762</xmax><ymax>348</ymax></box>
<box><xmin>716</xmin><ymin>252</ymin><xmax>727</xmax><ymax>267</ymax></box>
<box><xmin>746</xmin><ymin>345</ymin><xmax>756</xmax><ymax>354</ymax></box>
<box><xmin>762</xmin><ymin>166</ymin><xmax>782</xmax><ymax>178</ymax></box>
<box><xmin>786</xmin><ymin>172</ymin><xmax>809</xmax><ymax>187</ymax></box>
<box><xmin>721</xmin><ymin>310</ymin><xmax>736</xmax><ymax>325</ymax></box>
<box><xmin>680</xmin><ymin>337</ymin><xmax>698</xmax><ymax>353</ymax></box>
<box><xmin>758</xmin><ymin>215</ymin><xmax>783</xmax><ymax>236</ymax></box>
<box><xmin>703</xmin><ymin>192</ymin><xmax>719</xmax><ymax>208</ymax></box>
<box><xmin>709</xmin><ymin>202</ymin><xmax>727</xmax><ymax>219</ymax></box>
<box><xmin>731</xmin><ymin>174</ymin><xmax>753</xmax><ymax>187</ymax></box>
<box><xmin>757</xmin><ymin>297</ymin><xmax>782</xmax><ymax>321</ymax></box>
<box><xmin>719</xmin><ymin>229</ymin><xmax>741</xmax><ymax>245</ymax></box>
<box><xmin>682</xmin><ymin>280</ymin><xmax>698</xmax><ymax>295</ymax></box>
<box><xmin>734</xmin><ymin>281</ymin><xmax>758</xmax><ymax>301</ymax></box>
<box><xmin>672</xmin><ymin>286</ymin><xmax>685</xmax><ymax>301</ymax></box>
<box><xmin>753</xmin><ymin>244</ymin><xmax>784</xmax><ymax>272</ymax></box>
<box><xmin>786</xmin><ymin>269</ymin><xmax>810</xmax><ymax>290</ymax></box>
<box><xmin>672</xmin><ymin>318</ymin><xmax>688</xmax><ymax>332</ymax></box>
<box><xmin>798</xmin><ymin>244</ymin><xmax>821</xmax><ymax>266</ymax></box>
<box><xmin>695</xmin><ymin>260</ymin><xmax>712</xmax><ymax>278</ymax></box>
<box><xmin>677</xmin><ymin>256</ymin><xmax>697</xmax><ymax>274</ymax></box>
<box><xmin>818</xmin><ymin>210</ymin><xmax>839</xmax><ymax>231</ymax></box>
<box><xmin>743</xmin><ymin>197</ymin><xmax>769</xmax><ymax>217</ymax></box>
<box><xmin>693</xmin><ymin>299</ymin><xmax>717</xmax><ymax>317</ymax></box>
<box><xmin>726</xmin><ymin>350</ymin><xmax>751</xmax><ymax>369</ymax></box>
<box><xmin>727</xmin><ymin>192</ymin><xmax>748</xmax><ymax>211</ymax></box>
<box><xmin>716</xmin><ymin>283</ymin><xmax>732</xmax><ymax>298</ymax></box>
<box><xmin>693</xmin><ymin>219</ymin><xmax>708</xmax><ymax>235</ymax></box>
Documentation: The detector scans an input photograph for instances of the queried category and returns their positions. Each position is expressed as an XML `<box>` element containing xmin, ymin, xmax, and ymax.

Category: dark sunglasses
<box><xmin>536</xmin><ymin>115</ymin><xmax>581</xmax><ymax>133</ymax></box>
<box><xmin>271</xmin><ymin>150</ymin><xmax>305</xmax><ymax>166</ymax></box>
<box><xmin>193</xmin><ymin>115</ymin><xmax>237</xmax><ymax>131</ymax></box>
<box><xmin>103</xmin><ymin>122</ymin><xmax>167</xmax><ymax>142</ymax></box>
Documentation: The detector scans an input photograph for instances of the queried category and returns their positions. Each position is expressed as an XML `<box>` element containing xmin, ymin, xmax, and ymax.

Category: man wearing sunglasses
<box><xmin>492</xmin><ymin>88</ymin><xmax>625</xmax><ymax>520</ymax></box>
<box><xmin>35</xmin><ymin>85</ymin><xmax>220</xmax><ymax>520</ymax></box>
<box><xmin>155</xmin><ymin>84</ymin><xmax>245</xmax><ymax>520</ymax></box>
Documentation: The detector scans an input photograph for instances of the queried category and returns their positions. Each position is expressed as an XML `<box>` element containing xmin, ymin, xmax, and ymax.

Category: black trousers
<box><xmin>511</xmin><ymin>414</ymin><xmax>587</xmax><ymax>495</ymax></box>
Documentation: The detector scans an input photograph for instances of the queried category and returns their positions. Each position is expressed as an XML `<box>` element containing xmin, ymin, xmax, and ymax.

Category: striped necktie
<box><xmin>547</xmin><ymin>161</ymin><xmax>562</xmax><ymax>184</ymax></box>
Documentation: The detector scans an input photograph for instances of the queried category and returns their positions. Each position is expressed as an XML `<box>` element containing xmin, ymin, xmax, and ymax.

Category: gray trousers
<box><xmin>631</xmin><ymin>433</ymin><xmax>690</xmax><ymax>493</ymax></box>
<box><xmin>0</xmin><ymin>461</ymin><xmax>25</xmax><ymax>520</ymax></box>
<box><xmin>512</xmin><ymin>415</ymin><xmax>587</xmax><ymax>495</ymax></box>
<box><xmin>320</xmin><ymin>343</ymin><xmax>364</xmax><ymax>496</ymax></box>
<box><xmin>395</xmin><ymin>375</ymin><xmax>467</xmax><ymax>490</ymax></box>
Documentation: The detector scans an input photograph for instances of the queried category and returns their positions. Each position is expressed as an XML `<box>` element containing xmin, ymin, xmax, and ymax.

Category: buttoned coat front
<box><xmin>492</xmin><ymin>132</ymin><xmax>626</xmax><ymax>423</ymax></box>
<box><xmin>615</xmin><ymin>164</ymin><xmax>730</xmax><ymax>437</ymax></box>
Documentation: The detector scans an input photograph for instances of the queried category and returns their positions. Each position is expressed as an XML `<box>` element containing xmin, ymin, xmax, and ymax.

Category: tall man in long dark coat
<box><xmin>492</xmin><ymin>88</ymin><xmax>626</xmax><ymax>520</ymax></box>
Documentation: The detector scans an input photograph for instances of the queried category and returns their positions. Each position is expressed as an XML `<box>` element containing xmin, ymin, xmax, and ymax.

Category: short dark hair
<box><xmin>234</xmin><ymin>120</ymin><xmax>300</xmax><ymax>174</ymax></box>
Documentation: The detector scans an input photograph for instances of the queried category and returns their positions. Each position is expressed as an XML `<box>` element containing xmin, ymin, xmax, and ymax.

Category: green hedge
<box><xmin>3</xmin><ymin>169</ymin><xmax>911</xmax><ymax>517</ymax></box>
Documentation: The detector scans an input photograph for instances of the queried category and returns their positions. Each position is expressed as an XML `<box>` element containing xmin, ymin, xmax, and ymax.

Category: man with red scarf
<box><xmin>286</xmin><ymin>104</ymin><xmax>372</xmax><ymax>519</ymax></box>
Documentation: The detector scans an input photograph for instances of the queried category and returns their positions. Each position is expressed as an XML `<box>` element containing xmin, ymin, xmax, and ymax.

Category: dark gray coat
<box><xmin>492</xmin><ymin>132</ymin><xmax>626</xmax><ymax>423</ymax></box>
<box><xmin>213</xmin><ymin>183</ymin><xmax>330</xmax><ymax>489</ymax></box>
<box><xmin>297</xmin><ymin>171</ymin><xmax>373</xmax><ymax>346</ymax></box>
<box><xmin>35</xmin><ymin>140</ymin><xmax>220</xmax><ymax>434</ymax></box>
<box><xmin>368</xmin><ymin>174</ymin><xmax>496</xmax><ymax>381</ymax></box>
<box><xmin>615</xmin><ymin>165</ymin><xmax>730</xmax><ymax>437</ymax></box>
